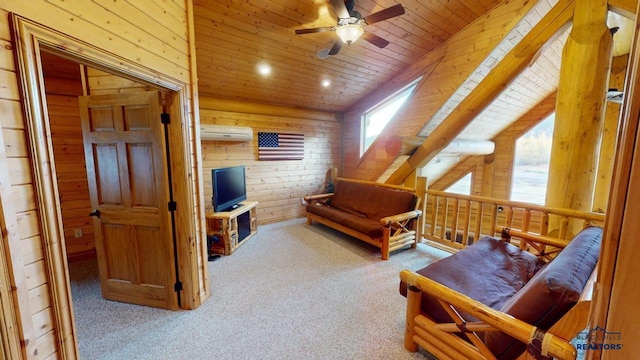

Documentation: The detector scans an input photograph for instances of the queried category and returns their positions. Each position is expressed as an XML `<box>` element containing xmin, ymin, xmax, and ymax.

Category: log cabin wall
<box><xmin>86</xmin><ymin>68</ymin><xmax>152</xmax><ymax>95</ymax></box>
<box><xmin>0</xmin><ymin>16</ymin><xmax>60</xmax><ymax>359</ymax></box>
<box><xmin>591</xmin><ymin>15</ymin><xmax>640</xmax><ymax>358</ymax></box>
<box><xmin>40</xmin><ymin>52</ymin><xmax>96</xmax><ymax>261</ymax></box>
<box><xmin>0</xmin><ymin>1</ymin><xmax>202</xmax><ymax>358</ymax></box>
<box><xmin>198</xmin><ymin>97</ymin><xmax>341</xmax><ymax>225</ymax></box>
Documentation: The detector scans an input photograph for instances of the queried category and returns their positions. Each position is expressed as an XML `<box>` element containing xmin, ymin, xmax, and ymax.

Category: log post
<box><xmin>481</xmin><ymin>153</ymin><xmax>495</xmax><ymax>198</ymax></box>
<box><xmin>545</xmin><ymin>0</ymin><xmax>612</xmax><ymax>234</ymax></box>
<box><xmin>381</xmin><ymin>226</ymin><xmax>391</xmax><ymax>260</ymax></box>
<box><xmin>404</xmin><ymin>286</ymin><xmax>422</xmax><ymax>352</ymax></box>
<box><xmin>415</xmin><ymin>176</ymin><xmax>428</xmax><ymax>243</ymax></box>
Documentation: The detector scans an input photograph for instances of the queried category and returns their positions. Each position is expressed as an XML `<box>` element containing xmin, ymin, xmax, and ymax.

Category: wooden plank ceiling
<box><xmin>193</xmin><ymin>0</ymin><xmax>504</xmax><ymax>112</ymax></box>
<box><xmin>193</xmin><ymin>0</ymin><xmax>634</xmax><ymax>183</ymax></box>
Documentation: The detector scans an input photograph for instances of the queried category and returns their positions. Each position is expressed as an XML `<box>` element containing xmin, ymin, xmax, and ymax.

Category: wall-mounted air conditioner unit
<box><xmin>200</xmin><ymin>124</ymin><xmax>253</xmax><ymax>141</ymax></box>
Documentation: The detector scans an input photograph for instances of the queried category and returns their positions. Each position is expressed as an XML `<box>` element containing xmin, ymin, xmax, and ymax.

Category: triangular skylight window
<box><xmin>361</xmin><ymin>78</ymin><xmax>420</xmax><ymax>156</ymax></box>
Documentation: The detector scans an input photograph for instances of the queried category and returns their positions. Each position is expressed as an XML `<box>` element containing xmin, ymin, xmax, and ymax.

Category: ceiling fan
<box><xmin>295</xmin><ymin>0</ymin><xmax>405</xmax><ymax>56</ymax></box>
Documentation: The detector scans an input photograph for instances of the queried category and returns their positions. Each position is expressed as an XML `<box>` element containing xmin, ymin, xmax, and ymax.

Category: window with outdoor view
<box><xmin>510</xmin><ymin>114</ymin><xmax>555</xmax><ymax>205</ymax></box>
<box><xmin>361</xmin><ymin>78</ymin><xmax>421</xmax><ymax>156</ymax></box>
<box><xmin>445</xmin><ymin>172</ymin><xmax>472</xmax><ymax>195</ymax></box>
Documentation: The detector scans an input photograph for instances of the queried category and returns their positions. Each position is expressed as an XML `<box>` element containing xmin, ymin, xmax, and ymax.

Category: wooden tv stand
<box><xmin>205</xmin><ymin>201</ymin><xmax>258</xmax><ymax>256</ymax></box>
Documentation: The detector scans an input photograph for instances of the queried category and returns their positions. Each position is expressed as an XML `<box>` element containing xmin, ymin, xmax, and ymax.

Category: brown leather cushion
<box><xmin>485</xmin><ymin>226</ymin><xmax>602</xmax><ymax>360</ymax></box>
<box><xmin>329</xmin><ymin>181</ymin><xmax>417</xmax><ymax>220</ymax></box>
<box><xmin>305</xmin><ymin>204</ymin><xmax>384</xmax><ymax>238</ymax></box>
<box><xmin>399</xmin><ymin>237</ymin><xmax>545</xmax><ymax>323</ymax></box>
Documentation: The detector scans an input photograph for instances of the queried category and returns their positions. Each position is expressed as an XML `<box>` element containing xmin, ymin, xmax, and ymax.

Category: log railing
<box><xmin>422</xmin><ymin>190</ymin><xmax>606</xmax><ymax>250</ymax></box>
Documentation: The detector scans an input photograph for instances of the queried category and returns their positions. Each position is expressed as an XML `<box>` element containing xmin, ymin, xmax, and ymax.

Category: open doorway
<box><xmin>39</xmin><ymin>48</ymin><xmax>173</xmax><ymax>353</ymax></box>
<box><xmin>39</xmin><ymin>52</ymin><xmax>94</xmax><ymax>261</ymax></box>
<box><xmin>41</xmin><ymin>51</ymin><xmax>182</xmax><ymax>356</ymax></box>
<box><xmin>11</xmin><ymin>14</ymin><xmax>207</xmax><ymax>357</ymax></box>
<box><xmin>40</xmin><ymin>49</ymin><xmax>179</xmax><ymax>306</ymax></box>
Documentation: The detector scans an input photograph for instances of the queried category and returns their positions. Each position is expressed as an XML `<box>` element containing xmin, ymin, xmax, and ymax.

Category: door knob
<box><xmin>89</xmin><ymin>210</ymin><xmax>101</xmax><ymax>218</ymax></box>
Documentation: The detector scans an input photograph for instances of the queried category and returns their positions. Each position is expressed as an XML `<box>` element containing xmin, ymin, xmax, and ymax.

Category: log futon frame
<box><xmin>304</xmin><ymin>177</ymin><xmax>425</xmax><ymax>260</ymax></box>
<box><xmin>400</xmin><ymin>226</ymin><xmax>601</xmax><ymax>360</ymax></box>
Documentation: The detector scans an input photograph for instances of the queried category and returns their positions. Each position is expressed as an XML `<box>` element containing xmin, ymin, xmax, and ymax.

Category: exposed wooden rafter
<box><xmin>385</xmin><ymin>0</ymin><xmax>576</xmax><ymax>185</ymax></box>
<box><xmin>345</xmin><ymin>0</ymin><xmax>537</xmax><ymax>181</ymax></box>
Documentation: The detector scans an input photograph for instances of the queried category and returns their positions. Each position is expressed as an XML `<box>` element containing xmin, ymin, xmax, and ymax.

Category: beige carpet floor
<box><xmin>69</xmin><ymin>218</ymin><xmax>450</xmax><ymax>359</ymax></box>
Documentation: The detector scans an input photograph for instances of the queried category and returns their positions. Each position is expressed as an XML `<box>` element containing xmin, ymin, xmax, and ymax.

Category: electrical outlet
<box><xmin>74</xmin><ymin>228</ymin><xmax>83</xmax><ymax>238</ymax></box>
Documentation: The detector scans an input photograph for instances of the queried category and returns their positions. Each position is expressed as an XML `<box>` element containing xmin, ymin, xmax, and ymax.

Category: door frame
<box><xmin>10</xmin><ymin>13</ymin><xmax>205</xmax><ymax>358</ymax></box>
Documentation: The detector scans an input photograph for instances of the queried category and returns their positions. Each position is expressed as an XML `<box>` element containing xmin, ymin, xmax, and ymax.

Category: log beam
<box><xmin>439</xmin><ymin>139</ymin><xmax>495</xmax><ymax>156</ymax></box>
<box><xmin>385</xmin><ymin>0</ymin><xmax>576</xmax><ymax>185</ymax></box>
<box><xmin>545</xmin><ymin>0</ymin><xmax>612</xmax><ymax>231</ymax></box>
<box><xmin>385</xmin><ymin>136</ymin><xmax>495</xmax><ymax>157</ymax></box>
<box><xmin>609</xmin><ymin>0</ymin><xmax>637</xmax><ymax>19</ymax></box>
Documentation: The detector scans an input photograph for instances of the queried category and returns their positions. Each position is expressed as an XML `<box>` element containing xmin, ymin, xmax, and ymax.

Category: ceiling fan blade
<box><xmin>329</xmin><ymin>0</ymin><xmax>350</xmax><ymax>19</ymax></box>
<box><xmin>361</xmin><ymin>32</ymin><xmax>390</xmax><ymax>48</ymax></box>
<box><xmin>363</xmin><ymin>4</ymin><xmax>405</xmax><ymax>25</ymax></box>
<box><xmin>328</xmin><ymin>40</ymin><xmax>343</xmax><ymax>55</ymax></box>
<box><xmin>295</xmin><ymin>27</ymin><xmax>333</xmax><ymax>34</ymax></box>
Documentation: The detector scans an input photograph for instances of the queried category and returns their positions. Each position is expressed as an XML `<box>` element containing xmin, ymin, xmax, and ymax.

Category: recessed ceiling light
<box><xmin>321</xmin><ymin>79</ymin><xmax>331</xmax><ymax>87</ymax></box>
<box><xmin>317</xmin><ymin>48</ymin><xmax>330</xmax><ymax>59</ymax></box>
<box><xmin>256</xmin><ymin>62</ymin><xmax>272</xmax><ymax>76</ymax></box>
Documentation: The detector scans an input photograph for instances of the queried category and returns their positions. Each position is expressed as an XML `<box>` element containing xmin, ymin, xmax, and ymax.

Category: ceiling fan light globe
<box><xmin>336</xmin><ymin>24</ymin><xmax>364</xmax><ymax>45</ymax></box>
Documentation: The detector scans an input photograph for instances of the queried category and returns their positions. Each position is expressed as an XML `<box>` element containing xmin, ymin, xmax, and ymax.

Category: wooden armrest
<box><xmin>380</xmin><ymin>210</ymin><xmax>422</xmax><ymax>226</ymax></box>
<box><xmin>497</xmin><ymin>227</ymin><xmax>570</xmax><ymax>249</ymax></box>
<box><xmin>400</xmin><ymin>270</ymin><xmax>577</xmax><ymax>360</ymax></box>
<box><xmin>303</xmin><ymin>193</ymin><xmax>334</xmax><ymax>202</ymax></box>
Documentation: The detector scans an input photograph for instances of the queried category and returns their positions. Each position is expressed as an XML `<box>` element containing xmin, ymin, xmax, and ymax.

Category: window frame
<box><xmin>509</xmin><ymin>113</ymin><xmax>555</xmax><ymax>205</ymax></box>
<box><xmin>445</xmin><ymin>172</ymin><xmax>473</xmax><ymax>196</ymax></box>
<box><xmin>360</xmin><ymin>77</ymin><xmax>422</xmax><ymax>157</ymax></box>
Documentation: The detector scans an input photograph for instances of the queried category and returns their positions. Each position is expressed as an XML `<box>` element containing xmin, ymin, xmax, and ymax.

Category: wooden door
<box><xmin>79</xmin><ymin>91</ymin><xmax>177</xmax><ymax>309</ymax></box>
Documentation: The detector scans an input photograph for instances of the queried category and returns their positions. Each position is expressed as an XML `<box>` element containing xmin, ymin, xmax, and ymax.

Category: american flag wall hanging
<box><xmin>258</xmin><ymin>132</ymin><xmax>304</xmax><ymax>160</ymax></box>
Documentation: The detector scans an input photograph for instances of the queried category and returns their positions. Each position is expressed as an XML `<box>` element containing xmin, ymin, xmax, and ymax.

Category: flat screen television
<box><xmin>212</xmin><ymin>166</ymin><xmax>247</xmax><ymax>212</ymax></box>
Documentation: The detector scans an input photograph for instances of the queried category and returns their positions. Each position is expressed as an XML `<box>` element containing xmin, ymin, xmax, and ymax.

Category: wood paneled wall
<box><xmin>0</xmin><ymin>0</ymin><xmax>202</xmax><ymax>358</ymax></box>
<box><xmin>593</xmin><ymin>55</ymin><xmax>628</xmax><ymax>213</ymax></box>
<box><xmin>592</xmin><ymin>23</ymin><xmax>640</xmax><ymax>359</ymax></box>
<box><xmin>0</xmin><ymin>13</ymin><xmax>56</xmax><ymax>358</ymax></box>
<box><xmin>86</xmin><ymin>68</ymin><xmax>151</xmax><ymax>95</ymax></box>
<box><xmin>41</xmin><ymin>52</ymin><xmax>96</xmax><ymax>261</ymax></box>
<box><xmin>198</xmin><ymin>97</ymin><xmax>341</xmax><ymax>225</ymax></box>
